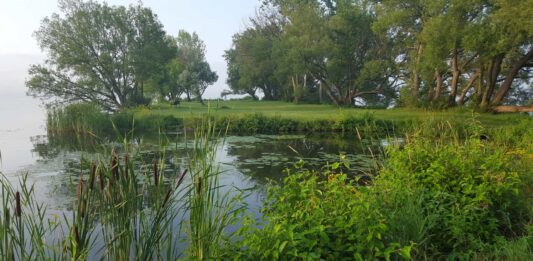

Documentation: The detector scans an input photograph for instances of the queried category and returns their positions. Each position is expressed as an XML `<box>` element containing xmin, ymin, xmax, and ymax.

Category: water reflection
<box><xmin>29</xmin><ymin>132</ymin><xmax>381</xmax><ymax>212</ymax></box>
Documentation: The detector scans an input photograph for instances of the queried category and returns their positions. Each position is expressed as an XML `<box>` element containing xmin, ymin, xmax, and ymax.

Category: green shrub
<box><xmin>228</xmin><ymin>159</ymin><xmax>411</xmax><ymax>260</ymax></box>
<box><xmin>376</xmin><ymin>124</ymin><xmax>532</xmax><ymax>258</ymax></box>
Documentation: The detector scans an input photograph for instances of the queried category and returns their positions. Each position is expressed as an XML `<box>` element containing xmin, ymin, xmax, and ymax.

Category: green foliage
<box><xmin>228</xmin><ymin>159</ymin><xmax>411</xmax><ymax>260</ymax></box>
<box><xmin>173</xmin><ymin>30</ymin><xmax>218</xmax><ymax>103</ymax></box>
<box><xmin>47</xmin><ymin>103</ymin><xmax>184</xmax><ymax>137</ymax></box>
<box><xmin>47</xmin><ymin>102</ymin><xmax>110</xmax><ymax>135</ymax></box>
<box><xmin>226</xmin><ymin>0</ymin><xmax>397</xmax><ymax>106</ymax></box>
<box><xmin>27</xmin><ymin>0</ymin><xmax>175</xmax><ymax>111</ymax></box>
<box><xmin>227</xmin><ymin>119</ymin><xmax>532</xmax><ymax>259</ymax></box>
<box><xmin>375</xmin><ymin>120</ymin><xmax>533</xmax><ymax>258</ymax></box>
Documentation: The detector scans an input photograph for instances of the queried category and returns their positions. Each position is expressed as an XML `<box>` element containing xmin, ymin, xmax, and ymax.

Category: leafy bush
<box><xmin>228</xmin><ymin>159</ymin><xmax>411</xmax><ymax>260</ymax></box>
<box><xmin>375</xmin><ymin>122</ymin><xmax>532</xmax><ymax>258</ymax></box>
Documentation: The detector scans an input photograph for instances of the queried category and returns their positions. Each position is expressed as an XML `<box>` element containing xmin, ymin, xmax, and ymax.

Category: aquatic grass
<box><xmin>1</xmin><ymin>114</ymin><xmax>243</xmax><ymax>260</ymax></box>
<box><xmin>0</xmin><ymin>174</ymin><xmax>58</xmax><ymax>260</ymax></box>
<box><xmin>184</xmin><ymin>114</ymin><xmax>245</xmax><ymax>260</ymax></box>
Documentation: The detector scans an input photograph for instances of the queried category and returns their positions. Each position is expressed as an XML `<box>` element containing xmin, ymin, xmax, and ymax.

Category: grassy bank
<box><xmin>47</xmin><ymin>101</ymin><xmax>530</xmax><ymax>137</ymax></box>
<box><xmin>141</xmin><ymin>101</ymin><xmax>528</xmax><ymax>127</ymax></box>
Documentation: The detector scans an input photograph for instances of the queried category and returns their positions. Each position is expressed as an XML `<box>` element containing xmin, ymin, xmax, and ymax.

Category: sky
<box><xmin>0</xmin><ymin>0</ymin><xmax>260</xmax><ymax>98</ymax></box>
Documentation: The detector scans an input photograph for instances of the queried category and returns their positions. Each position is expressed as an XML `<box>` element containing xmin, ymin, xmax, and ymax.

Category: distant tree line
<box><xmin>27</xmin><ymin>0</ymin><xmax>217</xmax><ymax>111</ymax></box>
<box><xmin>225</xmin><ymin>0</ymin><xmax>533</xmax><ymax>109</ymax></box>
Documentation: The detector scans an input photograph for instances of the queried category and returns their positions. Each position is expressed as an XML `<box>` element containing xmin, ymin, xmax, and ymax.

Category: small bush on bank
<box><xmin>227</xmin><ymin>159</ymin><xmax>412</xmax><ymax>260</ymax></box>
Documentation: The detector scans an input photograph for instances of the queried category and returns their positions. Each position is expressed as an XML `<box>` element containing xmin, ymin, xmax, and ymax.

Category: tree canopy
<box><xmin>27</xmin><ymin>0</ymin><xmax>217</xmax><ymax>111</ymax></box>
<box><xmin>225</xmin><ymin>0</ymin><xmax>532</xmax><ymax>109</ymax></box>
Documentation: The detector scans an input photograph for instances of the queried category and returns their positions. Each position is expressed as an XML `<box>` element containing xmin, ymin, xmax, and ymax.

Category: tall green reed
<box><xmin>184</xmin><ymin>116</ymin><xmax>244</xmax><ymax>260</ymax></box>
<box><xmin>0</xmin><ymin>174</ymin><xmax>57</xmax><ymax>260</ymax></box>
<box><xmin>1</xmin><ymin>114</ymin><xmax>244</xmax><ymax>260</ymax></box>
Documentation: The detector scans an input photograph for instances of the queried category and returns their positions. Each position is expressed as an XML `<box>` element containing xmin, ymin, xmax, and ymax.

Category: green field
<box><xmin>134</xmin><ymin>100</ymin><xmax>529</xmax><ymax>127</ymax></box>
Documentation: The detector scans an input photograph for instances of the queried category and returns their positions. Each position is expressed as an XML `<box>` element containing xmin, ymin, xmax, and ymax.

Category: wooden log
<box><xmin>492</xmin><ymin>105</ymin><xmax>533</xmax><ymax>113</ymax></box>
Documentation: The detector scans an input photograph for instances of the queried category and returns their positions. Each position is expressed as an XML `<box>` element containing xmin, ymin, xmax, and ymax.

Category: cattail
<box><xmin>77</xmin><ymin>178</ymin><xmax>85</xmax><ymax>218</ymax></box>
<box><xmin>153</xmin><ymin>159</ymin><xmax>159</xmax><ymax>186</ymax></box>
<box><xmin>162</xmin><ymin>189</ymin><xmax>172</xmax><ymax>207</ymax></box>
<box><xmin>196</xmin><ymin>176</ymin><xmax>203</xmax><ymax>194</ymax></box>
<box><xmin>111</xmin><ymin>154</ymin><xmax>119</xmax><ymax>180</ymax></box>
<box><xmin>89</xmin><ymin>163</ymin><xmax>96</xmax><ymax>190</ymax></box>
<box><xmin>98</xmin><ymin>168</ymin><xmax>105</xmax><ymax>191</ymax></box>
<box><xmin>76</xmin><ymin>177</ymin><xmax>84</xmax><ymax>201</ymax></box>
<box><xmin>15</xmin><ymin>191</ymin><xmax>21</xmax><ymax>218</ymax></box>
<box><xmin>176</xmin><ymin>169</ymin><xmax>188</xmax><ymax>189</ymax></box>
<box><xmin>72</xmin><ymin>225</ymin><xmax>80</xmax><ymax>245</ymax></box>
<box><xmin>123</xmin><ymin>154</ymin><xmax>129</xmax><ymax>180</ymax></box>
<box><xmin>5</xmin><ymin>209</ymin><xmax>10</xmax><ymax>224</ymax></box>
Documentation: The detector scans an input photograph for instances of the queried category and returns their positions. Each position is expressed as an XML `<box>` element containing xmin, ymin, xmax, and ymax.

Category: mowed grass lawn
<box><xmin>133</xmin><ymin>100</ymin><xmax>530</xmax><ymax>127</ymax></box>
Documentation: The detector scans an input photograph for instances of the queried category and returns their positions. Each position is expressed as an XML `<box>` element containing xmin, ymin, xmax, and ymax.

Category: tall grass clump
<box><xmin>0</xmin><ymin>174</ymin><xmax>56</xmax><ymax>260</ymax></box>
<box><xmin>47</xmin><ymin>103</ymin><xmax>183</xmax><ymax>138</ymax></box>
<box><xmin>184</xmin><ymin>117</ymin><xmax>245</xmax><ymax>259</ymax></box>
<box><xmin>47</xmin><ymin>102</ymin><xmax>110</xmax><ymax>136</ymax></box>
<box><xmin>371</xmin><ymin>120</ymin><xmax>532</xmax><ymax>259</ymax></box>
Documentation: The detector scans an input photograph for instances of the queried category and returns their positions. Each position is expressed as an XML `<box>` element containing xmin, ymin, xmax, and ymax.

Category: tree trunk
<box><xmin>411</xmin><ymin>43</ymin><xmax>423</xmax><ymax>101</ymax></box>
<box><xmin>262</xmin><ymin>84</ymin><xmax>273</xmax><ymax>100</ymax></box>
<box><xmin>480</xmin><ymin>54</ymin><xmax>504</xmax><ymax>110</ymax></box>
<box><xmin>432</xmin><ymin>69</ymin><xmax>443</xmax><ymax>101</ymax></box>
<box><xmin>491</xmin><ymin>48</ymin><xmax>533</xmax><ymax>106</ymax></box>
<box><xmin>458</xmin><ymin>71</ymin><xmax>479</xmax><ymax>106</ymax></box>
<box><xmin>318</xmin><ymin>81</ymin><xmax>323</xmax><ymax>103</ymax></box>
<box><xmin>291</xmin><ymin>76</ymin><xmax>299</xmax><ymax>104</ymax></box>
<box><xmin>448</xmin><ymin>51</ymin><xmax>460</xmax><ymax>106</ymax></box>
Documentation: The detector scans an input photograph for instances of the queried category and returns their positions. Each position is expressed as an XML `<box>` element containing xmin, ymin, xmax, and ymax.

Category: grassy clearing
<box><xmin>137</xmin><ymin>100</ymin><xmax>529</xmax><ymax>127</ymax></box>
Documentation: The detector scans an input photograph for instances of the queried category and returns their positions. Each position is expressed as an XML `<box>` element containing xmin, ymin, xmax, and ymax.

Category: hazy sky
<box><xmin>0</xmin><ymin>0</ymin><xmax>259</xmax><ymax>98</ymax></box>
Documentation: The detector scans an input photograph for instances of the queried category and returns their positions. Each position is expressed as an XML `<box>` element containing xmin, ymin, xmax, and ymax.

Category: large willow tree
<box><xmin>26</xmin><ymin>0</ymin><xmax>175</xmax><ymax>111</ymax></box>
<box><xmin>373</xmin><ymin>0</ymin><xmax>533</xmax><ymax>109</ymax></box>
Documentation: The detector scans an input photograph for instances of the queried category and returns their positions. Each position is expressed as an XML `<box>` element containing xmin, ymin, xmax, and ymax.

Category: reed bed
<box><xmin>0</xmin><ymin>116</ymin><xmax>243</xmax><ymax>260</ymax></box>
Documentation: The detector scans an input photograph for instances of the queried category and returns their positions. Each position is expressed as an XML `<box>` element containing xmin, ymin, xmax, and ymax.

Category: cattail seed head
<box><xmin>162</xmin><ymin>189</ymin><xmax>172</xmax><ymax>207</ymax></box>
<box><xmin>15</xmin><ymin>191</ymin><xmax>21</xmax><ymax>217</ymax></box>
<box><xmin>76</xmin><ymin>177</ymin><xmax>84</xmax><ymax>201</ymax></box>
<box><xmin>111</xmin><ymin>153</ymin><xmax>119</xmax><ymax>180</ymax></box>
<box><xmin>196</xmin><ymin>176</ymin><xmax>203</xmax><ymax>194</ymax></box>
<box><xmin>89</xmin><ymin>163</ymin><xmax>96</xmax><ymax>190</ymax></box>
<box><xmin>98</xmin><ymin>168</ymin><xmax>104</xmax><ymax>191</ymax></box>
<box><xmin>176</xmin><ymin>169</ymin><xmax>188</xmax><ymax>189</ymax></box>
